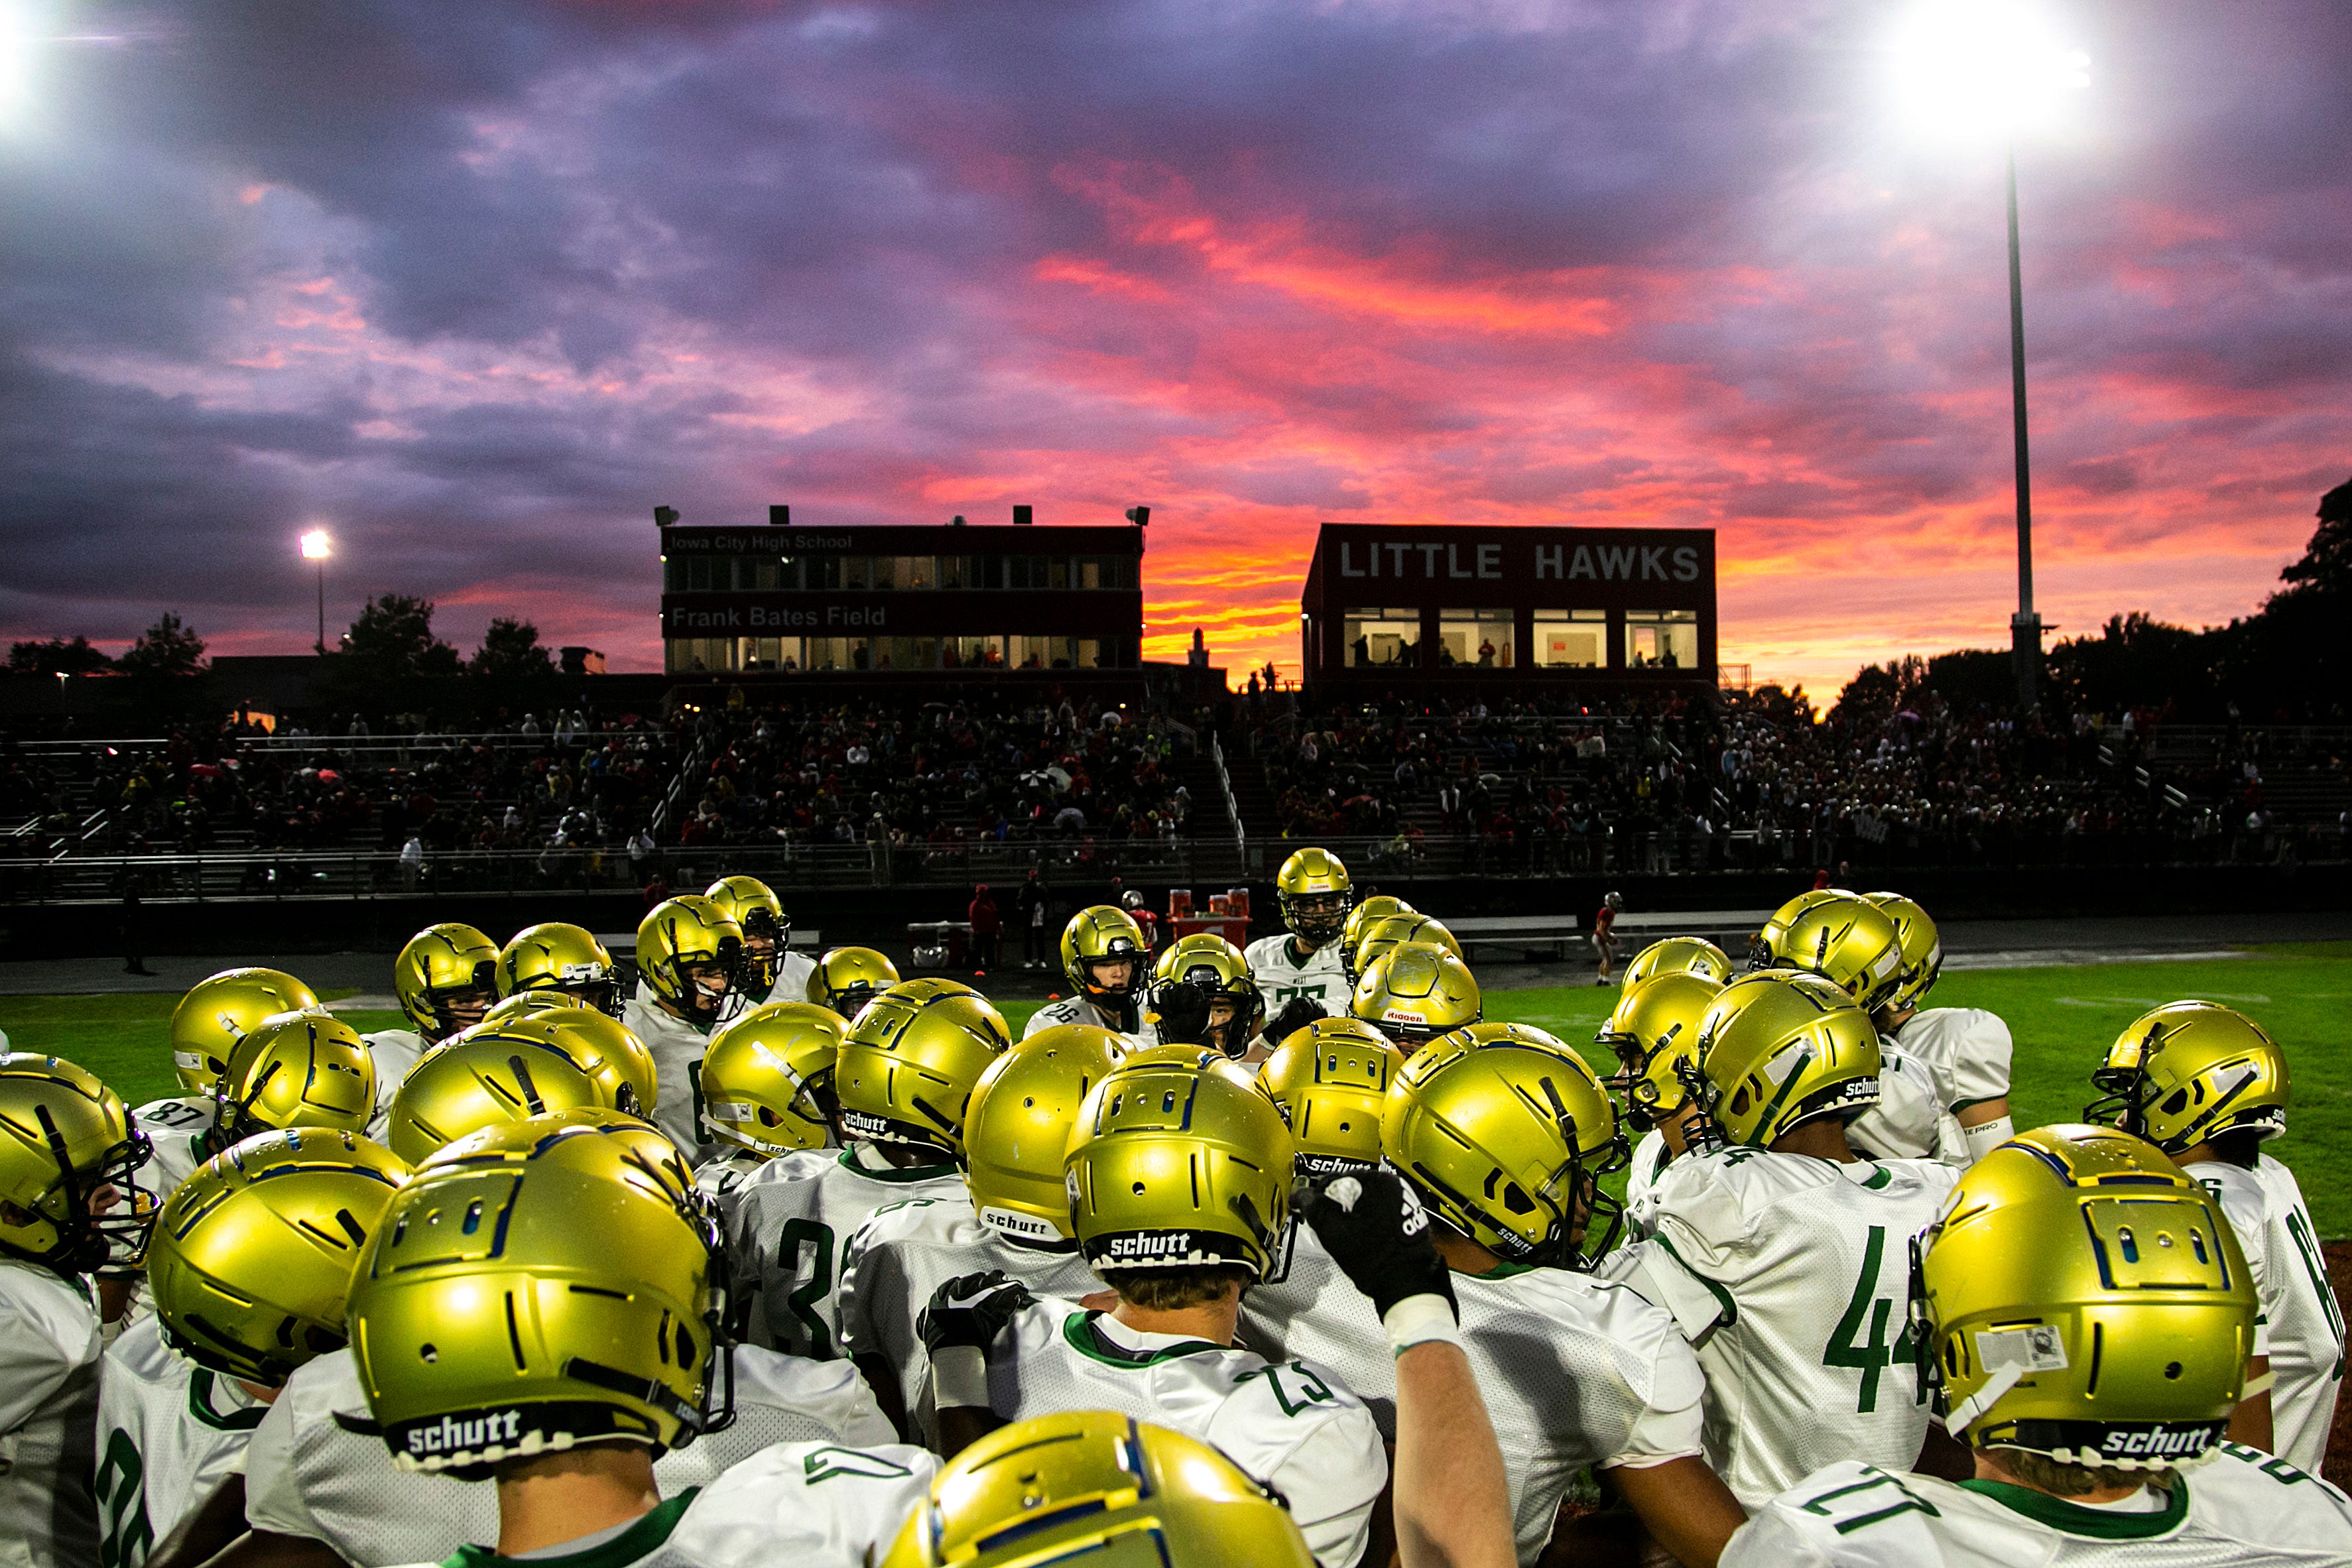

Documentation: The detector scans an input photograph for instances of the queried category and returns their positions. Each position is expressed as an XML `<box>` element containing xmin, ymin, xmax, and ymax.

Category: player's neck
<box><xmin>493</xmin><ymin>1445</ymin><xmax>661</xmax><ymax>1557</ymax></box>
<box><xmin>1110</xmin><ymin>1290</ymin><xmax>1241</xmax><ymax>1346</ymax></box>
<box><xmin>1770</xmin><ymin>1119</ymin><xmax>1860</xmax><ymax>1164</ymax></box>
<box><xmin>1286</xmin><ymin>934</ymin><xmax>1323</xmax><ymax>961</ymax></box>
<box><xmin>1432</xmin><ymin>1231</ymin><xmax>1501</xmax><ymax>1276</ymax></box>
<box><xmin>1973</xmin><ymin>1449</ymin><xmax>2143</xmax><ymax>1508</ymax></box>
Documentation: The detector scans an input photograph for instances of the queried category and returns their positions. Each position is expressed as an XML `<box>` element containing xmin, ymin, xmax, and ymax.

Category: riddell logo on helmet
<box><xmin>404</xmin><ymin>1410</ymin><xmax>524</xmax><ymax>1457</ymax></box>
<box><xmin>1105</xmin><ymin>1232</ymin><xmax>1193</xmax><ymax>1259</ymax></box>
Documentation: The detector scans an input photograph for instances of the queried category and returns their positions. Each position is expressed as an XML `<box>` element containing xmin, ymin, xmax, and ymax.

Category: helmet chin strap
<box><xmin>1946</xmin><ymin>1362</ymin><xmax>2026</xmax><ymax>1437</ymax></box>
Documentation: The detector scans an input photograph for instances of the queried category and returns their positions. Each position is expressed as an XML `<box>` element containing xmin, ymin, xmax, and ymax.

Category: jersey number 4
<box><xmin>1823</xmin><ymin>1225</ymin><xmax>1919</xmax><ymax>1414</ymax></box>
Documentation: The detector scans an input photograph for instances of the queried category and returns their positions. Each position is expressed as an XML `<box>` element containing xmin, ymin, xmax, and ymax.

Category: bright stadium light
<box><xmin>300</xmin><ymin>529</ymin><xmax>332</xmax><ymax>653</ymax></box>
<box><xmin>1888</xmin><ymin>1</ymin><xmax>2087</xmax><ymax>715</ymax></box>
<box><xmin>0</xmin><ymin>3</ymin><xmax>38</xmax><ymax>125</ymax></box>
<box><xmin>300</xmin><ymin>529</ymin><xmax>331</xmax><ymax>560</ymax></box>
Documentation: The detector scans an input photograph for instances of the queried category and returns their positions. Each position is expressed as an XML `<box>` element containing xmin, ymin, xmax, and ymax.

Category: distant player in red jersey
<box><xmin>1592</xmin><ymin>890</ymin><xmax>1623</xmax><ymax>985</ymax></box>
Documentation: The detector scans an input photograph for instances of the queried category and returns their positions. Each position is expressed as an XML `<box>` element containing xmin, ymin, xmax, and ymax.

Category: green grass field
<box><xmin>7</xmin><ymin>945</ymin><xmax>2346</xmax><ymax>1233</ymax></box>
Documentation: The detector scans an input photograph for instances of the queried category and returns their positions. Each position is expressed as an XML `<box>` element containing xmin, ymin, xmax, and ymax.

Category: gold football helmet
<box><xmin>1349</xmin><ymin>914</ymin><xmax>1462</xmax><ymax>986</ymax></box>
<box><xmin>1770</xmin><ymin>893</ymin><xmax>1908</xmax><ymax>1014</ymax></box>
<box><xmin>1916</xmin><ymin>1124</ymin><xmax>2255</xmax><ymax>1469</ymax></box>
<box><xmin>0</xmin><ymin>1053</ymin><xmax>153</xmax><ymax>1272</ymax></box>
<box><xmin>1596</xmin><ymin>970</ymin><xmax>1724</xmax><ymax>1128</ymax></box>
<box><xmin>2086</xmin><ymin>1002</ymin><xmax>2289</xmax><ymax>1154</ymax></box>
<box><xmin>1145</xmin><ymin>935</ymin><xmax>1263</xmax><ymax>1057</ymax></box>
<box><xmin>168</xmin><ymin>967</ymin><xmax>320</xmax><ymax>1094</ymax></box>
<box><xmin>349</xmin><ymin>1109</ymin><xmax>729</xmax><ymax>1473</ymax></box>
<box><xmin>963</xmin><ymin>1025</ymin><xmax>1126</xmax><ymax>1246</ymax></box>
<box><xmin>1060</xmin><ymin>906</ymin><xmax>1150</xmax><ymax>1017</ymax></box>
<box><xmin>1745</xmin><ymin>887</ymin><xmax>1849</xmax><ymax>971</ymax></box>
<box><xmin>1350</xmin><ymin>943</ymin><xmax>1481</xmax><ymax>1052</ymax></box>
<box><xmin>482</xmin><ymin>990</ymin><xmax>573</xmax><ymax>1026</ymax></box>
<box><xmin>1274</xmin><ymin>848</ymin><xmax>1353</xmax><ymax>944</ymax></box>
<box><xmin>806</xmin><ymin>946</ymin><xmax>902</xmax><ymax>1021</ymax></box>
<box><xmin>211</xmin><ymin>1011</ymin><xmax>377</xmax><ymax>1144</ymax></box>
<box><xmin>879</xmin><ymin>1412</ymin><xmax>1314</xmax><ymax>1568</ymax></box>
<box><xmin>1621</xmin><ymin>936</ymin><xmax>1733</xmax><ymax>989</ymax></box>
<box><xmin>704</xmin><ymin>875</ymin><xmax>788</xmax><ymax>993</ymax></box>
<box><xmin>497</xmin><ymin>923</ymin><xmax>621</xmax><ymax>1018</ymax></box>
<box><xmin>700</xmin><ymin>1001</ymin><xmax>845</xmax><ymax>1158</ymax></box>
<box><xmin>393</xmin><ymin>924</ymin><xmax>501</xmax><ymax>1042</ymax></box>
<box><xmin>1337</xmin><ymin>894</ymin><xmax>1415</xmax><ymax>982</ymax></box>
<box><xmin>381</xmin><ymin>1024</ymin><xmax>644</xmax><ymax>1166</ymax></box>
<box><xmin>637</xmin><ymin>895</ymin><xmax>747</xmax><ymax>1026</ymax></box>
<box><xmin>1383</xmin><ymin>1024</ymin><xmax>1627</xmax><ymax>1269</ymax></box>
<box><xmin>834</xmin><ymin>979</ymin><xmax>1012</xmax><ymax>1157</ymax></box>
<box><xmin>1692</xmin><ymin>971</ymin><xmax>1881</xmax><ymax>1148</ymax></box>
<box><xmin>1066</xmin><ymin>1057</ymin><xmax>1294</xmax><ymax>1281</ymax></box>
<box><xmin>146</xmin><ymin>1128</ymin><xmax>409</xmax><ymax>1386</ymax></box>
<box><xmin>1863</xmin><ymin>892</ymin><xmax>1941</xmax><ymax>1013</ymax></box>
<box><xmin>1255</xmin><ymin>1018</ymin><xmax>1402</xmax><ymax>1178</ymax></box>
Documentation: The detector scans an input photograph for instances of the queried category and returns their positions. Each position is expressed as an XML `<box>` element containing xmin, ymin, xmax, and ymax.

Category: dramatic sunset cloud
<box><xmin>1</xmin><ymin>0</ymin><xmax>2345</xmax><ymax>695</ymax></box>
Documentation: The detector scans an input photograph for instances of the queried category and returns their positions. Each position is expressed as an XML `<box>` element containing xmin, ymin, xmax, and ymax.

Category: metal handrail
<box><xmin>1211</xmin><ymin>735</ymin><xmax>1244</xmax><ymax>847</ymax></box>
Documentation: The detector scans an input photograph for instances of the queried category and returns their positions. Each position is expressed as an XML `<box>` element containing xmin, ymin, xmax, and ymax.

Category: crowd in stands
<box><xmin>1250</xmin><ymin>687</ymin><xmax>2351</xmax><ymax>871</ymax></box>
<box><xmin>670</xmin><ymin>691</ymin><xmax>1197</xmax><ymax>857</ymax></box>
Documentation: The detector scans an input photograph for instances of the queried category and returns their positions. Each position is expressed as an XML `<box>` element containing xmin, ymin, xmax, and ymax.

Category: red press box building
<box><xmin>1298</xmin><ymin>523</ymin><xmax>1717</xmax><ymax>694</ymax></box>
<box><xmin>660</xmin><ymin>505</ymin><xmax>1145</xmax><ymax>678</ymax></box>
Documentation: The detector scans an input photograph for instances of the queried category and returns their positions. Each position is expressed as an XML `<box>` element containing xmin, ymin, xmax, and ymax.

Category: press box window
<box><xmin>1625</xmin><ymin>610</ymin><xmax>1698</xmax><ymax>670</ymax></box>
<box><xmin>1532</xmin><ymin>609</ymin><xmax>1605</xmax><ymax>668</ymax></box>
<box><xmin>1438</xmin><ymin>609</ymin><xmax>1513</xmax><ymax>670</ymax></box>
<box><xmin>1343</xmin><ymin>608</ymin><xmax>1421</xmax><ymax>668</ymax></box>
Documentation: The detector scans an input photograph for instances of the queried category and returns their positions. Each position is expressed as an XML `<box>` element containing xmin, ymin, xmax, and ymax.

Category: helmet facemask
<box><xmin>1079</xmin><ymin>947</ymin><xmax>1144</xmax><ymax>1015</ymax></box>
<box><xmin>735</xmin><ymin>909</ymin><xmax>784</xmax><ymax>994</ymax></box>
<box><xmin>1282</xmin><ymin>890</ymin><xmax>1351</xmax><ymax>946</ymax></box>
<box><xmin>23</xmin><ymin>1104</ymin><xmax>155</xmax><ymax>1274</ymax></box>
<box><xmin>423</xmin><ymin>959</ymin><xmax>500</xmax><ymax>1042</ymax></box>
<box><xmin>666</xmin><ymin>939</ymin><xmax>746</xmax><ymax>1026</ymax></box>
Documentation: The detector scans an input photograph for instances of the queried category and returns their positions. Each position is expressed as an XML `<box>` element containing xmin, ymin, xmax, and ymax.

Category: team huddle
<box><xmin>1</xmin><ymin>852</ymin><xmax>2346</xmax><ymax>1568</ymax></box>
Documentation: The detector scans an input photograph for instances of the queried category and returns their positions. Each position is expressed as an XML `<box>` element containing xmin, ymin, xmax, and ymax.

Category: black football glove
<box><xmin>1302</xmin><ymin>1167</ymin><xmax>1456</xmax><ymax>1323</ymax></box>
<box><xmin>918</xmin><ymin>1270</ymin><xmax>1033</xmax><ymax>1355</ymax></box>
<box><xmin>1265</xmin><ymin>995</ymin><xmax>1328</xmax><ymax>1045</ymax></box>
<box><xmin>1150</xmin><ymin>979</ymin><xmax>1215</xmax><ymax>1048</ymax></box>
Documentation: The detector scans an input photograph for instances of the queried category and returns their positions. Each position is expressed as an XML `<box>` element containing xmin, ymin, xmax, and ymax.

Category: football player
<box><xmin>1621</xmin><ymin>936</ymin><xmax>1734</xmax><ymax>989</ymax></box>
<box><xmin>1023</xmin><ymin>906</ymin><xmax>1152</xmax><ymax>1040</ymax></box>
<box><xmin>127</xmin><ymin>968</ymin><xmax>319</xmax><ymax>1229</ymax></box>
<box><xmin>137</xmin><ymin>1009</ymin><xmax>377</xmax><ymax>1216</ymax></box>
<box><xmin>1867</xmin><ymin>891</ymin><xmax>2018</xmax><ymax>1164</ymax></box>
<box><xmin>379</xmin><ymin>1017</ymin><xmax>652</xmax><ymax>1166</ymax></box>
<box><xmin>725</xmin><ymin>981</ymin><xmax>1007</xmax><ymax>1360</ymax></box>
<box><xmin>2087</xmin><ymin>1002</ymin><xmax>2343</xmax><ymax>1474</ymax></box>
<box><xmin>834</xmin><ymin>1025</ymin><xmax>1121</xmax><ymax>1441</ymax></box>
<box><xmin>0</xmin><ymin>1053</ymin><xmax>154</xmax><ymax>1568</ymax></box>
<box><xmin>1349</xmin><ymin>943</ymin><xmax>1481</xmax><ymax>1055</ymax></box>
<box><xmin>693</xmin><ymin>1000</ymin><xmax>845</xmax><ymax>1199</ymax></box>
<box><xmin>1243</xmin><ymin>1023</ymin><xmax>1744</xmax><ymax>1568</ymax></box>
<box><xmin>806</xmin><ymin>946</ymin><xmax>901</xmax><ymax>1022</ymax></box>
<box><xmin>369</xmin><ymin>924</ymin><xmax>503</xmax><ymax>1135</ymax></box>
<box><xmin>1724</xmin><ymin>1124</ymin><xmax>2352</xmax><ymax>1565</ymax></box>
<box><xmin>1255</xmin><ymin>1017</ymin><xmax>1401</xmax><ymax>1180</ymax></box>
<box><xmin>1597</xmin><ymin>968</ymin><xmax>1723</xmax><ymax>1237</ymax></box>
<box><xmin>1334</xmin><ymin>893</ymin><xmax>1414</xmax><ymax>985</ymax></box>
<box><xmin>1247</xmin><ymin>848</ymin><xmax>1356</xmax><ymax>1038</ymax></box>
<box><xmin>101</xmin><ymin>1129</ymin><xmax>405</xmax><ymax>1565</ymax></box>
<box><xmin>1602</xmin><ymin>971</ymin><xmax>1960</xmax><ymax>1508</ymax></box>
<box><xmin>917</xmin><ymin>1054</ymin><xmax>1387</xmax><ymax>1568</ymax></box>
<box><xmin>1346</xmin><ymin>913</ymin><xmax>1463</xmax><ymax>989</ymax></box>
<box><xmin>706</xmin><ymin>874</ymin><xmax>814</xmax><ymax>1012</ymax></box>
<box><xmin>330</xmin><ymin>1109</ymin><xmax>924</xmax><ymax>1568</ymax></box>
<box><xmin>624</xmin><ymin>895</ymin><xmax>748</xmax><ymax>1155</ymax></box>
<box><xmin>496</xmin><ymin>922</ymin><xmax>623</xmax><ymax>1017</ymax></box>
<box><xmin>1143</xmin><ymin>934</ymin><xmax>1265</xmax><ymax>1060</ymax></box>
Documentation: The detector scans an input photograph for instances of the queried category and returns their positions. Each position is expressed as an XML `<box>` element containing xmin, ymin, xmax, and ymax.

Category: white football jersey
<box><xmin>129</xmin><ymin>1094</ymin><xmax>221</xmax><ymax>1207</ymax></box>
<box><xmin>95</xmin><ymin>1315</ymin><xmax>266</xmax><ymax>1563</ymax></box>
<box><xmin>1244</xmin><ymin>934</ymin><xmax>1350</xmax><ymax>1022</ymax></box>
<box><xmin>1847</xmin><ymin>1046</ymin><xmax>1965</xmax><ymax>1166</ymax></box>
<box><xmin>721</xmin><ymin>951</ymin><xmax>820</xmax><ymax>1021</ymax></box>
<box><xmin>359</xmin><ymin>1028</ymin><xmax>428</xmax><ymax>1140</ymax></box>
<box><xmin>2195</xmin><ymin>1156</ymin><xmax>2345</xmax><ymax>1476</ymax></box>
<box><xmin>723</xmin><ymin>1145</ymin><xmax>963</xmax><ymax>1360</ymax></box>
<box><xmin>621</xmin><ymin>994</ymin><xmax>723</xmax><ymax>1156</ymax></box>
<box><xmin>834</xmin><ymin>1191</ymin><xmax>1103</xmax><ymax>1444</ymax></box>
<box><xmin>1625</xmin><ymin>1128</ymin><xmax>1674</xmax><ymax>1239</ymax></box>
<box><xmin>1603</xmin><ymin>1148</ymin><xmax>1959</xmax><ymax>1508</ymax></box>
<box><xmin>1721</xmin><ymin>1445</ymin><xmax>2352</xmax><ymax>1567</ymax></box>
<box><xmin>1241</xmin><ymin>1233</ymin><xmax>1706</xmax><ymax>1565</ymax></box>
<box><xmin>1886</xmin><ymin>1006</ymin><xmax>2013</xmax><ymax>1115</ymax></box>
<box><xmin>1019</xmin><ymin>996</ymin><xmax>1149</xmax><ymax>1048</ymax></box>
<box><xmin>0</xmin><ymin>1258</ymin><xmax>103</xmax><ymax>1568</ymax></box>
<box><xmin>384</xmin><ymin>1439</ymin><xmax>935</xmax><ymax>1568</ymax></box>
<box><xmin>979</xmin><ymin>1298</ymin><xmax>1387</xmax><ymax>1568</ymax></box>
<box><xmin>692</xmin><ymin>1146</ymin><xmax>770</xmax><ymax>1202</ymax></box>
<box><xmin>241</xmin><ymin>1343</ymin><xmax>895</xmax><ymax>1566</ymax></box>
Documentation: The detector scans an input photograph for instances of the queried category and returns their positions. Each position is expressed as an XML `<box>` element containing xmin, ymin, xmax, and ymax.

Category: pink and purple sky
<box><xmin>3</xmin><ymin>1</ymin><xmax>2346</xmax><ymax>694</ymax></box>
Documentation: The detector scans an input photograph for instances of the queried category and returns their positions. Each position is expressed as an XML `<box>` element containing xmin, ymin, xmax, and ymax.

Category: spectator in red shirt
<box><xmin>1592</xmin><ymin>890</ymin><xmax>1623</xmax><ymax>986</ymax></box>
<box><xmin>967</xmin><ymin>883</ymin><xmax>1001</xmax><ymax>974</ymax></box>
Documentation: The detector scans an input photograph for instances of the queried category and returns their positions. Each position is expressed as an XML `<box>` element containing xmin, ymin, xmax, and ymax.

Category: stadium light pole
<box><xmin>1890</xmin><ymin>3</ymin><xmax>2087</xmax><ymax>715</ymax></box>
<box><xmin>300</xmin><ymin>529</ymin><xmax>332</xmax><ymax>653</ymax></box>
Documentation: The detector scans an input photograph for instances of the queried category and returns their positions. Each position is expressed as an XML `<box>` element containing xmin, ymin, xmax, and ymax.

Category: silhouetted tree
<box><xmin>117</xmin><ymin>613</ymin><xmax>206</xmax><ymax>678</ymax></box>
<box><xmin>341</xmin><ymin>594</ymin><xmax>461</xmax><ymax>680</ymax></box>
<box><xmin>471</xmin><ymin>616</ymin><xmax>554</xmax><ymax>681</ymax></box>
<box><xmin>8</xmin><ymin>636</ymin><xmax>113</xmax><ymax>675</ymax></box>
